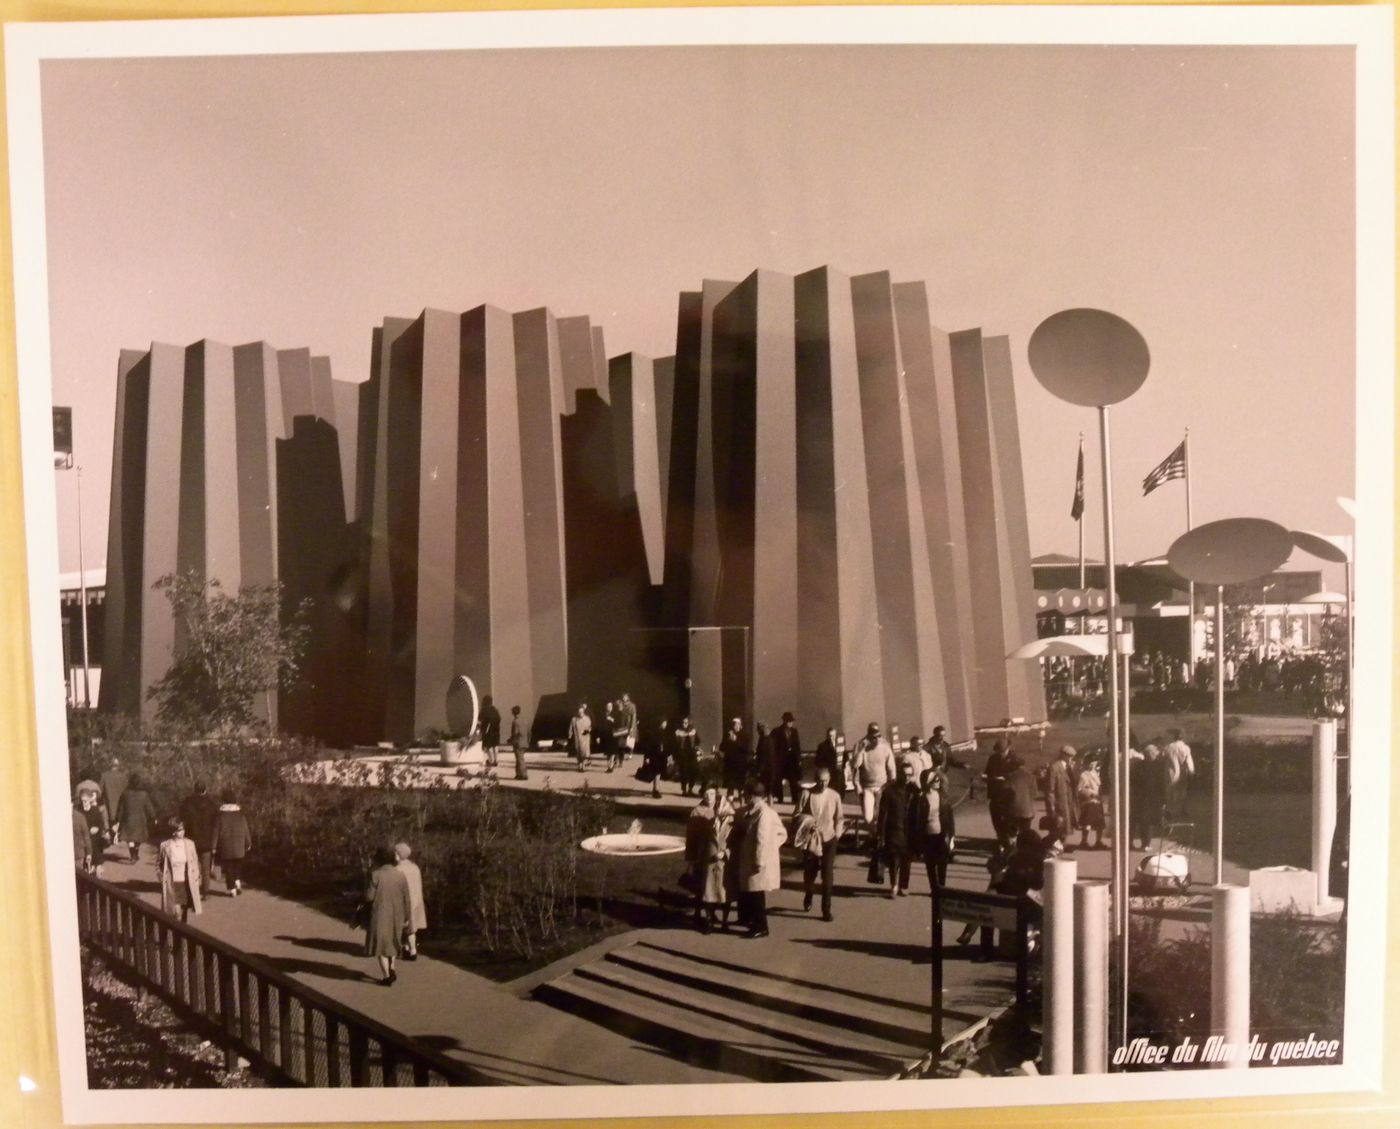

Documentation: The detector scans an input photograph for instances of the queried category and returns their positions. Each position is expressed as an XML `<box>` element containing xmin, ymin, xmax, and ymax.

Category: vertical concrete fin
<box><xmin>983</xmin><ymin>335</ymin><xmax>1047</xmax><ymax>723</ymax></box>
<box><xmin>851</xmin><ymin>271</ymin><xmax>923</xmax><ymax>735</ymax></box>
<box><xmin>893</xmin><ymin>281</ymin><xmax>971</xmax><ymax>738</ymax></box>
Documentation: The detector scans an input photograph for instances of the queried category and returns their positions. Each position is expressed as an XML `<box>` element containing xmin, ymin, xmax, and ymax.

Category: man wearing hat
<box><xmin>1047</xmin><ymin>745</ymin><xmax>1081</xmax><ymax>849</ymax></box>
<box><xmin>773</xmin><ymin>711</ymin><xmax>803</xmax><ymax>806</ymax></box>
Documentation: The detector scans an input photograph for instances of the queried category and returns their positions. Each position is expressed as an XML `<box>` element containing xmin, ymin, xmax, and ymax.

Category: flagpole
<box><xmin>1183</xmin><ymin>429</ymin><xmax>1196</xmax><ymax>678</ymax></box>
<box><xmin>1077</xmin><ymin>433</ymin><xmax>1086</xmax><ymax>593</ymax></box>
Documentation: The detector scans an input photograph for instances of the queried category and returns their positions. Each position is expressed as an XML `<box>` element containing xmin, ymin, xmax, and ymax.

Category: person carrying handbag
<box><xmin>793</xmin><ymin>765</ymin><xmax>844</xmax><ymax>921</ymax></box>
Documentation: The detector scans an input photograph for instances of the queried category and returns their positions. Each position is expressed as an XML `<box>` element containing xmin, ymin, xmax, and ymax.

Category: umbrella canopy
<box><xmin>1008</xmin><ymin>635</ymin><xmax>1134</xmax><ymax>660</ymax></box>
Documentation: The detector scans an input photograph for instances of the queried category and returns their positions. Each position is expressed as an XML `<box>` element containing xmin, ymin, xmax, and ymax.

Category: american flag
<box><xmin>1142</xmin><ymin>440</ymin><xmax>1187</xmax><ymax>496</ymax></box>
<box><xmin>1070</xmin><ymin>444</ymin><xmax>1085</xmax><ymax>521</ymax></box>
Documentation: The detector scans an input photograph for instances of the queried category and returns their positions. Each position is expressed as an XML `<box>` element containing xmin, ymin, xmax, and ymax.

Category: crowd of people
<box><xmin>1045</xmin><ymin>645</ymin><xmax>1337</xmax><ymax>717</ymax></box>
<box><xmin>672</xmin><ymin>714</ymin><xmax>965</xmax><ymax>937</ymax></box>
<box><xmin>70</xmin><ymin>757</ymin><xmax>253</xmax><ymax>920</ymax></box>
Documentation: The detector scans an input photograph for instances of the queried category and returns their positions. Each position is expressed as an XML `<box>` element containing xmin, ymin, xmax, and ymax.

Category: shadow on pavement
<box><xmin>247</xmin><ymin>951</ymin><xmax>376</xmax><ymax>983</ymax></box>
<box><xmin>794</xmin><ymin>937</ymin><xmax>931</xmax><ymax>964</ymax></box>
<box><xmin>273</xmin><ymin>934</ymin><xmax>367</xmax><ymax>957</ymax></box>
<box><xmin>412</xmin><ymin>1035</ymin><xmax>620</xmax><ymax>1086</ymax></box>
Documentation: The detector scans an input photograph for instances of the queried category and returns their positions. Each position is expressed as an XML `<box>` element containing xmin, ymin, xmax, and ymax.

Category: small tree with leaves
<box><xmin>147</xmin><ymin>572</ymin><xmax>311</xmax><ymax>736</ymax></box>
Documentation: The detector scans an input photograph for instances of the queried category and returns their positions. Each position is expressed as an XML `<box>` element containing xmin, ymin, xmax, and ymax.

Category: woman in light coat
<box><xmin>364</xmin><ymin>845</ymin><xmax>412</xmax><ymax>985</ymax></box>
<box><xmin>158</xmin><ymin>818</ymin><xmax>203</xmax><ymax>922</ymax></box>
<box><xmin>736</xmin><ymin>782</ymin><xmax>787</xmax><ymax>938</ymax></box>
<box><xmin>683</xmin><ymin>786</ymin><xmax>734</xmax><ymax>932</ymax></box>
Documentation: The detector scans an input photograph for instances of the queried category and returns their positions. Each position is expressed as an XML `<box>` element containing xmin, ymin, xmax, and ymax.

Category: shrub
<box><xmin>69</xmin><ymin>721</ymin><xmax>615</xmax><ymax>960</ymax></box>
<box><xmin>1126</xmin><ymin>910</ymin><xmax>1344</xmax><ymax>1066</ymax></box>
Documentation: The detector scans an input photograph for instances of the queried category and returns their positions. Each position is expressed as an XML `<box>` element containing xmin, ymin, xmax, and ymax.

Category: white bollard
<box><xmin>1210</xmin><ymin>884</ymin><xmax>1251</xmax><ymax>1069</ymax></box>
<box><xmin>1042</xmin><ymin>857</ymin><xmax>1078</xmax><ymax>1074</ymax></box>
<box><xmin>1312</xmin><ymin>719</ymin><xmax>1338</xmax><ymax>907</ymax></box>
<box><xmin>1073</xmin><ymin>881</ymin><xmax>1109</xmax><ymax>1074</ymax></box>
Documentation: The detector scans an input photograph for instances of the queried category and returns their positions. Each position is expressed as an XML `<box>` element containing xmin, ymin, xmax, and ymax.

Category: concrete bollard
<box><xmin>1210</xmin><ymin>884</ymin><xmax>1251</xmax><ymax>1069</ymax></box>
<box><xmin>1312</xmin><ymin>719</ymin><xmax>1337</xmax><ymax>907</ymax></box>
<box><xmin>1042</xmin><ymin>857</ymin><xmax>1078</xmax><ymax>1074</ymax></box>
<box><xmin>1073</xmin><ymin>881</ymin><xmax>1109</xmax><ymax>1074</ymax></box>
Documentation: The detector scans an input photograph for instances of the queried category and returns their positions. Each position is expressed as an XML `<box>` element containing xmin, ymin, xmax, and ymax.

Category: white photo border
<box><xmin>4</xmin><ymin>5</ymin><xmax>1394</xmax><ymax>1124</ymax></box>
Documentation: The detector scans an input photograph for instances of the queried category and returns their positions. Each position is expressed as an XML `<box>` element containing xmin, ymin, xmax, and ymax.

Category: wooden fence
<box><xmin>76</xmin><ymin>870</ymin><xmax>484</xmax><ymax>1087</ymax></box>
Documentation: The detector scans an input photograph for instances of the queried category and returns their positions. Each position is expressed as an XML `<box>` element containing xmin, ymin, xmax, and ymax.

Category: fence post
<box><xmin>326</xmin><ymin>1017</ymin><xmax>341</xmax><ymax>1086</ymax></box>
<box><xmin>218</xmin><ymin>955</ymin><xmax>239</xmax><ymax>1073</ymax></box>
<box><xmin>1312</xmin><ymin>719</ymin><xmax>1338</xmax><ymax>908</ymax></box>
<box><xmin>1211</xmin><ymin>884</ymin><xmax>1251</xmax><ymax>1070</ymax></box>
<box><xmin>1073</xmin><ymin>880</ymin><xmax>1109</xmax><ymax>1074</ymax></box>
<box><xmin>1042</xmin><ymin>857</ymin><xmax>1078</xmax><ymax>1074</ymax></box>
<box><xmin>349</xmin><ymin>1027</ymin><xmax>369</xmax><ymax>1086</ymax></box>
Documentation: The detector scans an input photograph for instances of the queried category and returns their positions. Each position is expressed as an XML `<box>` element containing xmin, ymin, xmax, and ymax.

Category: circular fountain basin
<box><xmin>580</xmin><ymin>832</ymin><xmax>686</xmax><ymax>857</ymax></box>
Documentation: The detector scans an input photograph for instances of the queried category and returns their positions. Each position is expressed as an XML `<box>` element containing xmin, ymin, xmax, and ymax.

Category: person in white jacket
<box><xmin>853</xmin><ymin>724</ymin><xmax>896</xmax><ymax>846</ymax></box>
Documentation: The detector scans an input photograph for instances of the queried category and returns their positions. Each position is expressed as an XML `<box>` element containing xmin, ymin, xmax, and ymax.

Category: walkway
<box><xmin>91</xmin><ymin>813</ymin><xmax>1016</xmax><ymax>1085</ymax></box>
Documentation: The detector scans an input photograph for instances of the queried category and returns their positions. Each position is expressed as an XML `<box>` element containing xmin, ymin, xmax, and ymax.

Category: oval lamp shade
<box><xmin>1168</xmin><ymin>518</ymin><xmax>1294</xmax><ymax>586</ymax></box>
<box><xmin>1291</xmin><ymin>529</ymin><xmax>1351</xmax><ymax>564</ymax></box>
<box><xmin>1027</xmin><ymin>308</ymin><xmax>1151</xmax><ymax>407</ymax></box>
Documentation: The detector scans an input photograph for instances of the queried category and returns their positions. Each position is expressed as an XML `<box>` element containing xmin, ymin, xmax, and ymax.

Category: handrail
<box><xmin>76</xmin><ymin>869</ymin><xmax>484</xmax><ymax>1087</ymax></box>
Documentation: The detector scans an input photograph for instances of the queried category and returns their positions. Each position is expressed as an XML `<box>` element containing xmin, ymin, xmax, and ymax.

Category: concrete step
<box><xmin>535</xmin><ymin>973</ymin><xmax>875</xmax><ymax>1082</ymax></box>
<box><xmin>534</xmin><ymin>946</ymin><xmax>911</xmax><ymax>1082</ymax></box>
<box><xmin>617</xmin><ymin>941</ymin><xmax>936</xmax><ymax>1048</ymax></box>
<box><xmin>592</xmin><ymin>951</ymin><xmax>927</xmax><ymax>1067</ymax></box>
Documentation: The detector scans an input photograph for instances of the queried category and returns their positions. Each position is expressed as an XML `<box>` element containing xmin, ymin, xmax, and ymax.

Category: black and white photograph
<box><xmin>4</xmin><ymin>5</ymin><xmax>1394</xmax><ymax>1124</ymax></box>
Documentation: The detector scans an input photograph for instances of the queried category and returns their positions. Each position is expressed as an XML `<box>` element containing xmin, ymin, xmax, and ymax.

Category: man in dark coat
<box><xmin>478</xmin><ymin>695</ymin><xmax>502</xmax><ymax>768</ymax></box>
<box><xmin>773</xmin><ymin>712</ymin><xmax>803</xmax><ymax>805</ymax></box>
<box><xmin>814</xmin><ymin>728</ymin><xmax>842</xmax><ymax>795</ymax></box>
<box><xmin>1004</xmin><ymin>754</ymin><xmax>1038</xmax><ymax>839</ymax></box>
<box><xmin>178</xmin><ymin>782</ymin><xmax>220</xmax><ymax>897</ymax></box>
<box><xmin>753</xmin><ymin>723</ymin><xmax>778</xmax><ymax>800</ymax></box>
<box><xmin>674</xmin><ymin>717</ymin><xmax>701</xmax><ymax>796</ymax></box>
<box><xmin>719</xmin><ymin>718</ymin><xmax>751</xmax><ymax>794</ymax></box>
<box><xmin>984</xmin><ymin>740</ymin><xmax>1016</xmax><ymax>846</ymax></box>
<box><xmin>100</xmin><ymin>757</ymin><xmax>128</xmax><ymax>828</ymax></box>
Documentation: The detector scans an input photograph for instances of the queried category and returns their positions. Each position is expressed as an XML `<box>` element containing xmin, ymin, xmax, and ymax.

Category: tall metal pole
<box><xmin>1184</xmin><ymin>428</ymin><xmax>1195</xmax><ymax>673</ymax></box>
<box><xmin>1214</xmin><ymin>584</ymin><xmax>1226</xmax><ymax>886</ymax></box>
<box><xmin>1097</xmin><ymin>404</ymin><xmax>1125</xmax><ymax>1056</ymax></box>
<box><xmin>1344</xmin><ymin>550</ymin><xmax>1353</xmax><ymax>795</ymax></box>
<box><xmin>76</xmin><ymin>465</ymin><xmax>91</xmax><ymax>709</ymax></box>
<box><xmin>1118</xmin><ymin>647</ymin><xmax>1131</xmax><ymax>1049</ymax></box>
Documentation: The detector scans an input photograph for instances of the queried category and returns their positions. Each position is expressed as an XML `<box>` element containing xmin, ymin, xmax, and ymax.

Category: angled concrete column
<box><xmin>709</xmin><ymin>270</ymin><xmax>798</xmax><ymax>725</ymax></box>
<box><xmin>98</xmin><ymin>349</ymin><xmax>151</xmax><ymax>715</ymax></box>
<box><xmin>557</xmin><ymin>315</ymin><xmax>596</xmax><ymax>416</ymax></box>
<box><xmin>196</xmin><ymin>342</ymin><xmax>242</xmax><ymax>592</ymax></box>
<box><xmin>480</xmin><ymin>308</ymin><xmax>537</xmax><ymax>734</ymax></box>
<box><xmin>660</xmin><ymin>292</ymin><xmax>704</xmax><ymax>629</ymax></box>
<box><xmin>232</xmin><ymin>343</ymin><xmax>284</xmax><ymax>590</ymax></box>
<box><xmin>950</xmin><ymin>329</ymin><xmax>1013</xmax><ymax>725</ymax></box>
<box><xmin>138</xmin><ymin>342</ymin><xmax>187</xmax><ymax>719</ymax></box>
<box><xmin>852</xmin><ymin>271</ymin><xmax>943</xmax><ymax>736</ymax></box>
<box><xmin>411</xmin><ymin>308</ymin><xmax>471</xmax><ymax>734</ymax></box>
<box><xmin>514</xmin><ymin>307</ymin><xmax>570</xmax><ymax>695</ymax></box>
<box><xmin>277</xmin><ymin>346</ymin><xmax>315</xmax><ymax>434</ymax></box>
<box><xmin>610</xmin><ymin>352</ymin><xmax>666</xmax><ymax>587</ymax></box>
<box><xmin>983</xmin><ymin>335</ymin><xmax>1047</xmax><ymax>722</ymax></box>
<box><xmin>688</xmin><ymin>280</ymin><xmax>740</xmax><ymax>628</ymax></box>
<box><xmin>653</xmin><ymin>355</ymin><xmax>676</xmax><ymax>531</ymax></box>
<box><xmin>794</xmin><ymin>266</ymin><xmax>884</xmax><ymax>736</ymax></box>
<box><xmin>590</xmin><ymin>325</ymin><xmax>610</xmax><ymax>404</ymax></box>
<box><xmin>893</xmin><ymin>282</ymin><xmax>976</xmax><ymax>740</ymax></box>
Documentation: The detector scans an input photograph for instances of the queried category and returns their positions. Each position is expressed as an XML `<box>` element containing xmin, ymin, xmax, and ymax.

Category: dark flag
<box><xmin>1143</xmin><ymin>440</ymin><xmax>1187</xmax><ymax>496</ymax></box>
<box><xmin>1070</xmin><ymin>444</ymin><xmax>1085</xmax><ymax>520</ymax></box>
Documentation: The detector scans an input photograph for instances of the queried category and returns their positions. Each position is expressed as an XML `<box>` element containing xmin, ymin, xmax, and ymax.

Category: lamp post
<box><xmin>1169</xmin><ymin>519</ymin><xmax>1295</xmax><ymax>885</ymax></box>
<box><xmin>1028</xmin><ymin>307</ymin><xmax>1150</xmax><ymax>1061</ymax></box>
<box><xmin>1292</xmin><ymin>530</ymin><xmax>1354</xmax><ymax>792</ymax></box>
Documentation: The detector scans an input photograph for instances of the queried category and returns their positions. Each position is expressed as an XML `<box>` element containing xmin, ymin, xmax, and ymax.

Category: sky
<box><xmin>38</xmin><ymin>42</ymin><xmax>1357</xmax><ymax>581</ymax></box>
